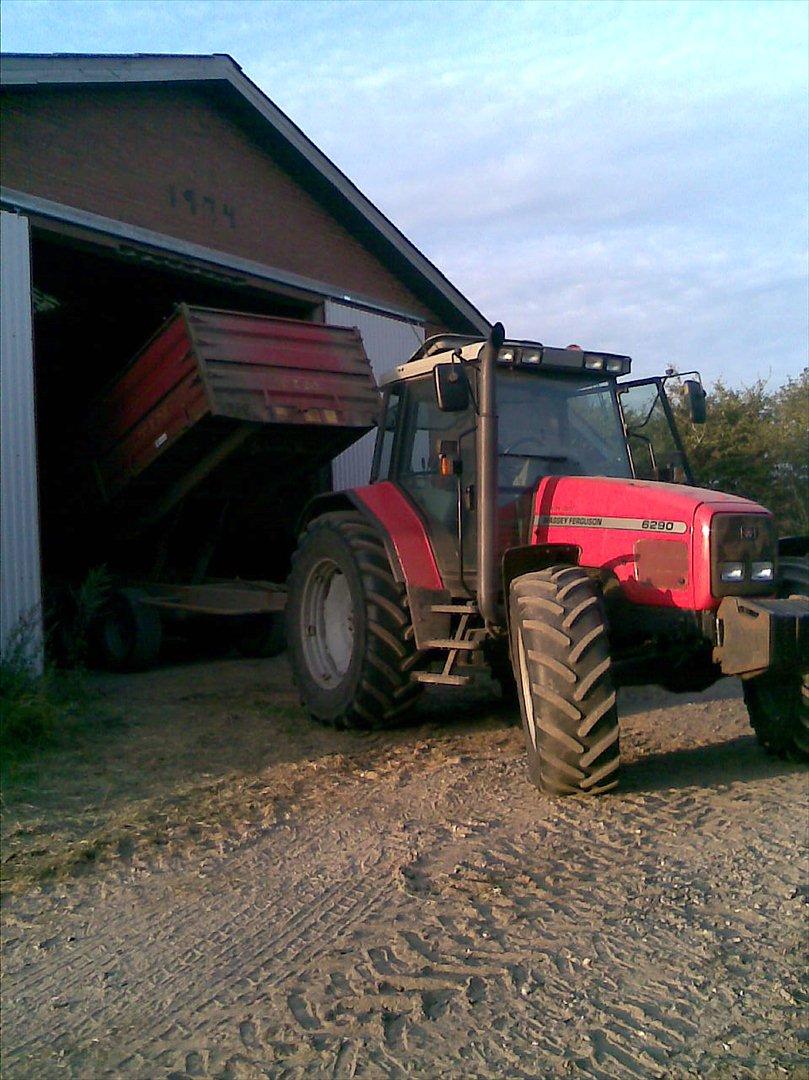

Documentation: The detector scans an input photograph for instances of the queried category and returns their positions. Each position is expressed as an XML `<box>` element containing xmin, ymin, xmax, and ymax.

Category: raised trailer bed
<box><xmin>72</xmin><ymin>305</ymin><xmax>379</xmax><ymax>669</ymax></box>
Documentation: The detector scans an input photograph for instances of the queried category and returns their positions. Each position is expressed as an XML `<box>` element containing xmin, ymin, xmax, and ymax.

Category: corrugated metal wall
<box><xmin>0</xmin><ymin>211</ymin><xmax>43</xmax><ymax>670</ymax></box>
<box><xmin>327</xmin><ymin>302</ymin><xmax>424</xmax><ymax>490</ymax></box>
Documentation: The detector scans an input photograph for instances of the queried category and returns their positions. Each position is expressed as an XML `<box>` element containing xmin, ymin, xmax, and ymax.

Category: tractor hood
<box><xmin>530</xmin><ymin>475</ymin><xmax>773</xmax><ymax>610</ymax></box>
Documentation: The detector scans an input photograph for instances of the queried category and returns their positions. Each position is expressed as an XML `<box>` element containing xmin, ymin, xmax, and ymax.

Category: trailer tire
<box><xmin>286</xmin><ymin>512</ymin><xmax>422</xmax><ymax>729</ymax></box>
<box><xmin>510</xmin><ymin>566</ymin><xmax>619</xmax><ymax>795</ymax></box>
<box><xmin>94</xmin><ymin>588</ymin><xmax>162</xmax><ymax>672</ymax></box>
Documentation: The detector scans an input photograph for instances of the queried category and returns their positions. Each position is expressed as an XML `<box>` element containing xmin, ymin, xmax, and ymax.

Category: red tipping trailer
<box><xmin>88</xmin><ymin>304</ymin><xmax>378</xmax><ymax>512</ymax></box>
<box><xmin>65</xmin><ymin>305</ymin><xmax>380</xmax><ymax>669</ymax></box>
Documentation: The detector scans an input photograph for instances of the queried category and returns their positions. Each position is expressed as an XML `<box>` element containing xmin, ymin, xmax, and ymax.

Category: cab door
<box><xmin>378</xmin><ymin>374</ymin><xmax>477</xmax><ymax>594</ymax></box>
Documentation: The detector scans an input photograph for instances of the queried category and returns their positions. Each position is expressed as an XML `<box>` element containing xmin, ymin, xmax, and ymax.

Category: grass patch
<box><xmin>0</xmin><ymin>659</ymin><xmax>118</xmax><ymax>771</ymax></box>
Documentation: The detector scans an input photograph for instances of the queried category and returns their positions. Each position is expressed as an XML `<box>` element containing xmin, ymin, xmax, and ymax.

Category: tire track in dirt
<box><xmin>2</xmin><ymin>686</ymin><xmax>807</xmax><ymax>1078</ymax></box>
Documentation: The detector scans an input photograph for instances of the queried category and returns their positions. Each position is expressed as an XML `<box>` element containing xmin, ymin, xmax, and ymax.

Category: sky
<box><xmin>2</xmin><ymin>0</ymin><xmax>807</xmax><ymax>387</ymax></box>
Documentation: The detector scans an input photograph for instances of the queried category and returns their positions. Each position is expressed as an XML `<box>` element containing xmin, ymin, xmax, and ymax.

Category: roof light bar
<box><xmin>493</xmin><ymin>342</ymin><xmax>632</xmax><ymax>376</ymax></box>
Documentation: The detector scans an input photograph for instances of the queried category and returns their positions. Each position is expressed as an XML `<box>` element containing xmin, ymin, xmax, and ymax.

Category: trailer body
<box><xmin>61</xmin><ymin>305</ymin><xmax>380</xmax><ymax>667</ymax></box>
<box><xmin>87</xmin><ymin>304</ymin><xmax>378</xmax><ymax>518</ymax></box>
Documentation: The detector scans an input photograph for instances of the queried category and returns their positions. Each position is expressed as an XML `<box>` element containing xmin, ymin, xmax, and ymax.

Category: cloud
<box><xmin>2</xmin><ymin>0</ymin><xmax>806</xmax><ymax>386</ymax></box>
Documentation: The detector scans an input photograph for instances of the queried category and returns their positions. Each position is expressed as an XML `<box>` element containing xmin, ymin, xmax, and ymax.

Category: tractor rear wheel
<box><xmin>510</xmin><ymin>565</ymin><xmax>619</xmax><ymax>795</ymax></box>
<box><xmin>286</xmin><ymin>512</ymin><xmax>422</xmax><ymax>729</ymax></box>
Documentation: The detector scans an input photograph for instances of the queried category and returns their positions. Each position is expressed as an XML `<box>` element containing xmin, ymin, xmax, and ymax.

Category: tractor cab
<box><xmin>370</xmin><ymin>333</ymin><xmax>701</xmax><ymax>594</ymax></box>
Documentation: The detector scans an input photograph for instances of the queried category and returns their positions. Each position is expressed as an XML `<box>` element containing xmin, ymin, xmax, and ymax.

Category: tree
<box><xmin>670</xmin><ymin>370</ymin><xmax>808</xmax><ymax>535</ymax></box>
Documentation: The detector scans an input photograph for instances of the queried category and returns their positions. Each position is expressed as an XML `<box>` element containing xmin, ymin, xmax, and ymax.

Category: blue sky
<box><xmin>2</xmin><ymin>0</ymin><xmax>807</xmax><ymax>386</ymax></box>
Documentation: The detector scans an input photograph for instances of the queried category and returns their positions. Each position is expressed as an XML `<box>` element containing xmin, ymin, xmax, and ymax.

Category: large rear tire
<box><xmin>510</xmin><ymin>566</ymin><xmax>619</xmax><ymax>795</ymax></box>
<box><xmin>286</xmin><ymin>512</ymin><xmax>422</xmax><ymax>729</ymax></box>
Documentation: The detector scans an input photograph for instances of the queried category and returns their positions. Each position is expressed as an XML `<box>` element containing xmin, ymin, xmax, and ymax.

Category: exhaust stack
<box><xmin>476</xmin><ymin>321</ymin><xmax>505</xmax><ymax>626</ymax></box>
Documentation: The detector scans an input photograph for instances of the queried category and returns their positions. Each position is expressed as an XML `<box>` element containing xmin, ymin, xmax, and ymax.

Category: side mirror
<box><xmin>434</xmin><ymin>362</ymin><xmax>470</xmax><ymax>412</ymax></box>
<box><xmin>685</xmin><ymin>379</ymin><xmax>707</xmax><ymax>424</ymax></box>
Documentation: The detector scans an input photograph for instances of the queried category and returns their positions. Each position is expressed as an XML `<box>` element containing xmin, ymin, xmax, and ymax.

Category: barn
<box><xmin>0</xmin><ymin>53</ymin><xmax>487</xmax><ymax>666</ymax></box>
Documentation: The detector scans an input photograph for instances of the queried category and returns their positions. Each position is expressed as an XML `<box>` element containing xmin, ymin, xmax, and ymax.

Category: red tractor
<box><xmin>286</xmin><ymin>325</ymin><xmax>809</xmax><ymax>794</ymax></box>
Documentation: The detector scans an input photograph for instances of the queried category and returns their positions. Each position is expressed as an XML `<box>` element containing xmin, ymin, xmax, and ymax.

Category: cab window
<box><xmin>392</xmin><ymin>375</ymin><xmax>475</xmax><ymax>529</ymax></box>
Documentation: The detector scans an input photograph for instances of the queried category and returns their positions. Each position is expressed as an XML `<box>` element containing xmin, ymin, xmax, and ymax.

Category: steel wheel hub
<box><xmin>301</xmin><ymin>558</ymin><xmax>355</xmax><ymax>686</ymax></box>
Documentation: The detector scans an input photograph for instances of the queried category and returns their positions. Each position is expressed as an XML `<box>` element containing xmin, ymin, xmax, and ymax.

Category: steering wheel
<box><xmin>501</xmin><ymin>436</ymin><xmax>550</xmax><ymax>455</ymax></box>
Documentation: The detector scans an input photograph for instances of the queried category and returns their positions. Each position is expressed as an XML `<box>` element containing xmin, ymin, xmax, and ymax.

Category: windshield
<box><xmin>617</xmin><ymin>378</ymin><xmax>693</xmax><ymax>483</ymax></box>
<box><xmin>496</xmin><ymin>369</ymin><xmax>631</xmax><ymax>489</ymax></box>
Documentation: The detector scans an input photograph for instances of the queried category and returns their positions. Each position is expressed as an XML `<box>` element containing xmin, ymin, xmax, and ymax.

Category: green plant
<box><xmin>1</xmin><ymin>613</ymin><xmax>101</xmax><ymax>766</ymax></box>
<box><xmin>49</xmin><ymin>565</ymin><xmax>114</xmax><ymax>667</ymax></box>
<box><xmin>0</xmin><ymin>664</ymin><xmax>94</xmax><ymax>767</ymax></box>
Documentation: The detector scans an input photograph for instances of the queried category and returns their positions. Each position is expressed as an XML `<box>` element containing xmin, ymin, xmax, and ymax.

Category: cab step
<box><xmin>430</xmin><ymin>603</ymin><xmax>478</xmax><ymax>614</ymax></box>
<box><xmin>424</xmin><ymin>638</ymin><xmax>478</xmax><ymax>651</ymax></box>
<box><xmin>412</xmin><ymin>671</ymin><xmax>472</xmax><ymax>686</ymax></box>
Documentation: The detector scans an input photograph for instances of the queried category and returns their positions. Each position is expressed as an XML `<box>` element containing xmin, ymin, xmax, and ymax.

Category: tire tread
<box><xmin>511</xmin><ymin>565</ymin><xmax>620</xmax><ymax>795</ymax></box>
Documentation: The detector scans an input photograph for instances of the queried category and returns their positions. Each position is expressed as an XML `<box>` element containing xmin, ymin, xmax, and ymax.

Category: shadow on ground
<box><xmin>621</xmin><ymin>734</ymin><xmax>804</xmax><ymax>794</ymax></box>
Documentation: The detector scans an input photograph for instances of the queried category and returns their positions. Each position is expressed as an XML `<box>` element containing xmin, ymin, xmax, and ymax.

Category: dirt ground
<box><xmin>1</xmin><ymin>655</ymin><xmax>807</xmax><ymax>1079</ymax></box>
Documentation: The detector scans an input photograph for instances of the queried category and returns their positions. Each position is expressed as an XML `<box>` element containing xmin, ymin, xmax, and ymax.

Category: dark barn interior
<box><xmin>31</xmin><ymin>228</ymin><xmax>325</xmax><ymax>588</ymax></box>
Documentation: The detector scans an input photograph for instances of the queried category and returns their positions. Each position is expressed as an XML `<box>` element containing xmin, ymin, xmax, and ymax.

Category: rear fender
<box><xmin>300</xmin><ymin>485</ymin><xmax>452</xmax><ymax>648</ymax></box>
<box><xmin>297</xmin><ymin>491</ymin><xmax>405</xmax><ymax>584</ymax></box>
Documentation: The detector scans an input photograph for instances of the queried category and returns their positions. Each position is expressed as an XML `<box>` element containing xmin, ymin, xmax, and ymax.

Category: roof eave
<box><xmin>0</xmin><ymin>53</ymin><xmax>490</xmax><ymax>335</ymax></box>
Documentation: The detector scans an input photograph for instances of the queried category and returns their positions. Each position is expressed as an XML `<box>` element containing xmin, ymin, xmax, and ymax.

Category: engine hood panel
<box><xmin>530</xmin><ymin>475</ymin><xmax>772</xmax><ymax>610</ymax></box>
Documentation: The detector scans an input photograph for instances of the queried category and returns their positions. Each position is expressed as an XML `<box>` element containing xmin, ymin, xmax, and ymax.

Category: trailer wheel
<box><xmin>286</xmin><ymin>512</ymin><xmax>422</xmax><ymax>729</ymax></box>
<box><xmin>94</xmin><ymin>589</ymin><xmax>162</xmax><ymax>672</ymax></box>
<box><xmin>743</xmin><ymin>667</ymin><xmax>809</xmax><ymax>761</ymax></box>
<box><xmin>510</xmin><ymin>566</ymin><xmax>619</xmax><ymax>795</ymax></box>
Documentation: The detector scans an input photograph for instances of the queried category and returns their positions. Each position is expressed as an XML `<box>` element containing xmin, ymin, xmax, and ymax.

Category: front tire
<box><xmin>743</xmin><ymin>672</ymin><xmax>809</xmax><ymax>761</ymax></box>
<box><xmin>745</xmin><ymin>561</ymin><xmax>809</xmax><ymax>761</ymax></box>
<box><xmin>510</xmin><ymin>566</ymin><xmax>619</xmax><ymax>795</ymax></box>
<box><xmin>286</xmin><ymin>513</ymin><xmax>422</xmax><ymax>729</ymax></box>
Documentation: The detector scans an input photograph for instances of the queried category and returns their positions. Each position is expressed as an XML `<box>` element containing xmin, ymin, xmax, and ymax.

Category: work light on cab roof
<box><xmin>495</xmin><ymin>340</ymin><xmax>632</xmax><ymax>376</ymax></box>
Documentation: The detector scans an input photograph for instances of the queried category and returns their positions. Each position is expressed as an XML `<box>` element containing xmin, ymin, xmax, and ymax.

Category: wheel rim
<box><xmin>300</xmin><ymin>558</ymin><xmax>355</xmax><ymax>687</ymax></box>
<box><xmin>515</xmin><ymin>626</ymin><xmax>537</xmax><ymax>749</ymax></box>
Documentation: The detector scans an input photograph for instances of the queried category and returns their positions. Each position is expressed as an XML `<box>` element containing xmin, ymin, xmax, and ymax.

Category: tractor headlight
<box><xmin>522</xmin><ymin>348</ymin><xmax>542</xmax><ymax>365</ymax></box>
<box><xmin>750</xmin><ymin>561</ymin><xmax>774</xmax><ymax>582</ymax></box>
<box><xmin>711</xmin><ymin>514</ymin><xmax>777</xmax><ymax>596</ymax></box>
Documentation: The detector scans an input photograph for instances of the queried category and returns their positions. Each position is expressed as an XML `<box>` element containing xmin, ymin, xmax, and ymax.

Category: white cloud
<box><xmin>2</xmin><ymin>0</ymin><xmax>806</xmax><ymax>386</ymax></box>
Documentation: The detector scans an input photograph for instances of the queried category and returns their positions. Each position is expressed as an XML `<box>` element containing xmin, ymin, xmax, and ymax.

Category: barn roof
<box><xmin>0</xmin><ymin>53</ymin><xmax>489</xmax><ymax>332</ymax></box>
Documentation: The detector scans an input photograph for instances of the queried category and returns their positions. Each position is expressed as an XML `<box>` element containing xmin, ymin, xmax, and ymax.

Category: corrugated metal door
<box><xmin>1</xmin><ymin>211</ymin><xmax>43</xmax><ymax>670</ymax></box>
<box><xmin>326</xmin><ymin>302</ymin><xmax>424</xmax><ymax>490</ymax></box>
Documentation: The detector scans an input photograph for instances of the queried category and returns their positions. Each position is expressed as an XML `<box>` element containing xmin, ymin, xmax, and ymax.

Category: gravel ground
<box><xmin>1</xmin><ymin>657</ymin><xmax>807</xmax><ymax>1078</ymax></box>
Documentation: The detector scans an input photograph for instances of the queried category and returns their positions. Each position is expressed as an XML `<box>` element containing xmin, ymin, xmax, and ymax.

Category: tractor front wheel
<box><xmin>743</xmin><ymin>671</ymin><xmax>809</xmax><ymax>761</ymax></box>
<box><xmin>510</xmin><ymin>565</ymin><xmax>619</xmax><ymax>795</ymax></box>
<box><xmin>286</xmin><ymin>512</ymin><xmax>422</xmax><ymax>729</ymax></box>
